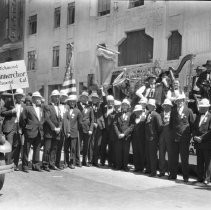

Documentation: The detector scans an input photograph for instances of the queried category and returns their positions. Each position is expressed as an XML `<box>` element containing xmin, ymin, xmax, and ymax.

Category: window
<box><xmin>27</xmin><ymin>51</ymin><xmax>36</xmax><ymax>71</ymax></box>
<box><xmin>118</xmin><ymin>30</ymin><xmax>153</xmax><ymax>66</ymax></box>
<box><xmin>167</xmin><ymin>30</ymin><xmax>182</xmax><ymax>60</ymax></box>
<box><xmin>66</xmin><ymin>43</ymin><xmax>73</xmax><ymax>65</ymax></box>
<box><xmin>129</xmin><ymin>0</ymin><xmax>144</xmax><ymax>8</ymax></box>
<box><xmin>53</xmin><ymin>46</ymin><xmax>60</xmax><ymax>67</ymax></box>
<box><xmin>67</xmin><ymin>2</ymin><xmax>75</xmax><ymax>25</ymax></box>
<box><xmin>29</xmin><ymin>15</ymin><xmax>37</xmax><ymax>35</ymax></box>
<box><xmin>98</xmin><ymin>0</ymin><xmax>110</xmax><ymax>16</ymax></box>
<box><xmin>54</xmin><ymin>7</ymin><xmax>61</xmax><ymax>28</ymax></box>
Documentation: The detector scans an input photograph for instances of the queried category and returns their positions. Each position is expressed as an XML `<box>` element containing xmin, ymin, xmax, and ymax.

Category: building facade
<box><xmin>24</xmin><ymin>0</ymin><xmax>211</xmax><ymax>99</ymax></box>
<box><xmin>0</xmin><ymin>0</ymin><xmax>24</xmax><ymax>63</ymax></box>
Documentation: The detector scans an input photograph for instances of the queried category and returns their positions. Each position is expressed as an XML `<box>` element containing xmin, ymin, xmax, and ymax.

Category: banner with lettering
<box><xmin>0</xmin><ymin>60</ymin><xmax>29</xmax><ymax>91</ymax></box>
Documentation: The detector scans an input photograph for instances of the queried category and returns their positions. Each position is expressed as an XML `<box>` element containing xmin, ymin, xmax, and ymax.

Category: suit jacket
<box><xmin>1</xmin><ymin>102</ymin><xmax>17</xmax><ymax>133</ymax></box>
<box><xmin>19</xmin><ymin>105</ymin><xmax>44</xmax><ymax>139</ymax></box>
<box><xmin>145</xmin><ymin>111</ymin><xmax>162</xmax><ymax>141</ymax></box>
<box><xmin>77</xmin><ymin>102</ymin><xmax>94</xmax><ymax>133</ymax></box>
<box><xmin>169</xmin><ymin>105</ymin><xmax>194</xmax><ymax>141</ymax></box>
<box><xmin>43</xmin><ymin>104</ymin><xmax>62</xmax><ymax>140</ymax></box>
<box><xmin>63</xmin><ymin>107</ymin><xmax>82</xmax><ymax>138</ymax></box>
<box><xmin>92</xmin><ymin>103</ymin><xmax>105</xmax><ymax>130</ymax></box>
<box><xmin>113</xmin><ymin>111</ymin><xmax>134</xmax><ymax>140</ymax></box>
<box><xmin>193</xmin><ymin>112</ymin><xmax>211</xmax><ymax>149</ymax></box>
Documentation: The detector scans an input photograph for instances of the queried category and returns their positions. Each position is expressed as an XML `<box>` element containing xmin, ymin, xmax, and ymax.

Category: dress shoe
<box><xmin>168</xmin><ymin>175</ymin><xmax>176</xmax><ymax>180</ymax></box>
<box><xmin>32</xmin><ymin>168</ymin><xmax>42</xmax><ymax>172</ymax></box>
<box><xmin>49</xmin><ymin>165</ymin><xmax>58</xmax><ymax>170</ymax></box>
<box><xmin>184</xmin><ymin>179</ymin><xmax>189</xmax><ymax>183</ymax></box>
<box><xmin>144</xmin><ymin>170</ymin><xmax>151</xmax><ymax>174</ymax></box>
<box><xmin>158</xmin><ymin>173</ymin><xmax>165</xmax><ymax>177</ymax></box>
<box><xmin>68</xmin><ymin>164</ymin><xmax>75</xmax><ymax>169</ymax></box>
<box><xmin>14</xmin><ymin>166</ymin><xmax>20</xmax><ymax>171</ymax></box>
<box><xmin>82</xmin><ymin>162</ymin><xmax>89</xmax><ymax>167</ymax></box>
<box><xmin>123</xmin><ymin>167</ymin><xmax>130</xmax><ymax>172</ymax></box>
<box><xmin>204</xmin><ymin>180</ymin><xmax>210</xmax><ymax>185</ymax></box>
<box><xmin>149</xmin><ymin>173</ymin><xmax>157</xmax><ymax>177</ymax></box>
<box><xmin>44</xmin><ymin>167</ymin><xmax>50</xmax><ymax>172</ymax></box>
<box><xmin>22</xmin><ymin>168</ymin><xmax>29</xmax><ymax>173</ymax></box>
<box><xmin>76</xmin><ymin>163</ymin><xmax>82</xmax><ymax>167</ymax></box>
<box><xmin>93</xmin><ymin>163</ymin><xmax>100</xmax><ymax>168</ymax></box>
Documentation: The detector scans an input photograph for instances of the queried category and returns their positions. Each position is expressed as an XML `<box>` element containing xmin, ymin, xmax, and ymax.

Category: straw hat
<box><xmin>80</xmin><ymin>91</ymin><xmax>89</xmax><ymax>98</ymax></box>
<box><xmin>198</xmin><ymin>98</ymin><xmax>210</xmax><ymax>107</ymax></box>
<box><xmin>32</xmin><ymin>91</ymin><xmax>42</xmax><ymax>98</ymax></box>
<box><xmin>175</xmin><ymin>93</ymin><xmax>186</xmax><ymax>102</ymax></box>
<box><xmin>106</xmin><ymin>95</ymin><xmax>114</xmax><ymax>101</ymax></box>
<box><xmin>50</xmin><ymin>90</ymin><xmax>60</xmax><ymax>97</ymax></box>
<box><xmin>60</xmin><ymin>90</ymin><xmax>68</xmax><ymax>97</ymax></box>
<box><xmin>162</xmin><ymin>98</ymin><xmax>173</xmax><ymax>107</ymax></box>
<box><xmin>138</xmin><ymin>97</ymin><xmax>148</xmax><ymax>104</ymax></box>
<box><xmin>133</xmin><ymin>104</ymin><xmax>143</xmax><ymax>112</ymax></box>
<box><xmin>66</xmin><ymin>95</ymin><xmax>78</xmax><ymax>101</ymax></box>
<box><xmin>90</xmin><ymin>92</ymin><xmax>100</xmax><ymax>99</ymax></box>
<box><xmin>114</xmin><ymin>100</ymin><xmax>121</xmax><ymax>106</ymax></box>
<box><xmin>147</xmin><ymin>99</ymin><xmax>156</xmax><ymax>107</ymax></box>
<box><xmin>122</xmin><ymin>98</ymin><xmax>131</xmax><ymax>107</ymax></box>
<box><xmin>15</xmin><ymin>88</ymin><xmax>25</xmax><ymax>96</ymax></box>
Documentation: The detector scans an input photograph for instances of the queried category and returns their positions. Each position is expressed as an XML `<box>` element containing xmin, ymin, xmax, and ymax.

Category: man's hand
<box><xmin>67</xmin><ymin>133</ymin><xmax>70</xmax><ymax>138</ymax></box>
<box><xmin>194</xmin><ymin>136</ymin><xmax>202</xmax><ymax>143</ymax></box>
<box><xmin>88</xmin><ymin>131</ymin><xmax>93</xmax><ymax>135</ymax></box>
<box><xmin>54</xmin><ymin>127</ymin><xmax>61</xmax><ymax>134</ymax></box>
<box><xmin>94</xmin><ymin>123</ymin><xmax>98</xmax><ymax>128</ymax></box>
<box><xmin>12</xmin><ymin>108</ymin><xmax>17</xmax><ymax>113</ymax></box>
<box><xmin>119</xmin><ymin>133</ymin><xmax>125</xmax><ymax>139</ymax></box>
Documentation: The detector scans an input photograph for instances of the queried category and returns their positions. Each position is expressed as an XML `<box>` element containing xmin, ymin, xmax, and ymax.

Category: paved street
<box><xmin>0</xmin><ymin>166</ymin><xmax>211</xmax><ymax>210</ymax></box>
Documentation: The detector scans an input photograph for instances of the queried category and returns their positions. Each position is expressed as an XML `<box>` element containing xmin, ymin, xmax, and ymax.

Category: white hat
<box><xmin>81</xmin><ymin>91</ymin><xmax>89</xmax><ymax>98</ymax></box>
<box><xmin>138</xmin><ymin>97</ymin><xmax>148</xmax><ymax>104</ymax></box>
<box><xmin>175</xmin><ymin>93</ymin><xmax>186</xmax><ymax>102</ymax></box>
<box><xmin>50</xmin><ymin>90</ymin><xmax>60</xmax><ymax>97</ymax></box>
<box><xmin>122</xmin><ymin>98</ymin><xmax>131</xmax><ymax>107</ymax></box>
<box><xmin>60</xmin><ymin>90</ymin><xmax>68</xmax><ymax>97</ymax></box>
<box><xmin>147</xmin><ymin>98</ymin><xmax>156</xmax><ymax>107</ymax></box>
<box><xmin>114</xmin><ymin>100</ymin><xmax>121</xmax><ymax>106</ymax></box>
<box><xmin>133</xmin><ymin>104</ymin><xmax>143</xmax><ymax>112</ymax></box>
<box><xmin>106</xmin><ymin>95</ymin><xmax>114</xmax><ymax>101</ymax></box>
<box><xmin>66</xmin><ymin>95</ymin><xmax>78</xmax><ymax>101</ymax></box>
<box><xmin>15</xmin><ymin>88</ymin><xmax>25</xmax><ymax>96</ymax></box>
<box><xmin>198</xmin><ymin>98</ymin><xmax>210</xmax><ymax>107</ymax></box>
<box><xmin>162</xmin><ymin>98</ymin><xmax>173</xmax><ymax>107</ymax></box>
<box><xmin>32</xmin><ymin>91</ymin><xmax>42</xmax><ymax>98</ymax></box>
<box><xmin>135</xmin><ymin>87</ymin><xmax>143</xmax><ymax>98</ymax></box>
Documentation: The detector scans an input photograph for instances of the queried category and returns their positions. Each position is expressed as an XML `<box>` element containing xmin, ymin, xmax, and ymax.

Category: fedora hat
<box><xmin>50</xmin><ymin>90</ymin><xmax>60</xmax><ymax>97</ymax></box>
<box><xmin>32</xmin><ymin>91</ymin><xmax>42</xmax><ymax>98</ymax></box>
<box><xmin>80</xmin><ymin>91</ymin><xmax>89</xmax><ymax>98</ymax></box>
<box><xmin>15</xmin><ymin>88</ymin><xmax>25</xmax><ymax>96</ymax></box>
<box><xmin>194</xmin><ymin>66</ymin><xmax>206</xmax><ymax>71</ymax></box>
<box><xmin>202</xmin><ymin>60</ymin><xmax>211</xmax><ymax>67</ymax></box>
<box><xmin>162</xmin><ymin>98</ymin><xmax>173</xmax><ymax>107</ymax></box>
<box><xmin>114</xmin><ymin>100</ymin><xmax>121</xmax><ymax>106</ymax></box>
<box><xmin>1</xmin><ymin>91</ymin><xmax>12</xmax><ymax>97</ymax></box>
<box><xmin>198</xmin><ymin>98</ymin><xmax>210</xmax><ymax>107</ymax></box>
<box><xmin>175</xmin><ymin>93</ymin><xmax>186</xmax><ymax>102</ymax></box>
<box><xmin>147</xmin><ymin>73</ymin><xmax>157</xmax><ymax>80</ymax></box>
<box><xmin>90</xmin><ymin>92</ymin><xmax>99</xmax><ymax>99</ymax></box>
<box><xmin>106</xmin><ymin>95</ymin><xmax>114</xmax><ymax>101</ymax></box>
<box><xmin>147</xmin><ymin>98</ymin><xmax>156</xmax><ymax>107</ymax></box>
<box><xmin>60</xmin><ymin>90</ymin><xmax>68</xmax><ymax>97</ymax></box>
<box><xmin>122</xmin><ymin>98</ymin><xmax>131</xmax><ymax>107</ymax></box>
<box><xmin>138</xmin><ymin>97</ymin><xmax>148</xmax><ymax>104</ymax></box>
<box><xmin>133</xmin><ymin>104</ymin><xmax>143</xmax><ymax>112</ymax></box>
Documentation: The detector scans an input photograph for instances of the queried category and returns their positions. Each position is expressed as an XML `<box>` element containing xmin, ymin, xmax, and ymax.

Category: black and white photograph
<box><xmin>0</xmin><ymin>0</ymin><xmax>211</xmax><ymax>209</ymax></box>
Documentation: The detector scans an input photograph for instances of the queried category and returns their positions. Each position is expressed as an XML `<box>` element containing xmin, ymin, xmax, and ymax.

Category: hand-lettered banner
<box><xmin>0</xmin><ymin>60</ymin><xmax>29</xmax><ymax>91</ymax></box>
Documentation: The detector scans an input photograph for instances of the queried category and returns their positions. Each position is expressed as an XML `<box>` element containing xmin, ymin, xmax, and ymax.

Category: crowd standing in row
<box><xmin>1</xmin><ymin>61</ymin><xmax>211</xmax><ymax>186</ymax></box>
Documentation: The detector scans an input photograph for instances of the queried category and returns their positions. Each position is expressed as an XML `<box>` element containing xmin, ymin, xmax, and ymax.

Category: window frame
<box><xmin>67</xmin><ymin>2</ymin><xmax>75</xmax><ymax>25</ymax></box>
<box><xmin>52</xmin><ymin>46</ymin><xmax>60</xmax><ymax>67</ymax></box>
<box><xmin>54</xmin><ymin>7</ymin><xmax>61</xmax><ymax>28</ymax></box>
<box><xmin>98</xmin><ymin>0</ymin><xmax>110</xmax><ymax>16</ymax></box>
<box><xmin>128</xmin><ymin>0</ymin><xmax>144</xmax><ymax>9</ymax></box>
<box><xmin>28</xmin><ymin>15</ymin><xmax>37</xmax><ymax>35</ymax></box>
<box><xmin>27</xmin><ymin>50</ymin><xmax>36</xmax><ymax>71</ymax></box>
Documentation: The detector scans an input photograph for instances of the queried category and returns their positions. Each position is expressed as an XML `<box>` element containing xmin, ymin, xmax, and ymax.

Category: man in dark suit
<box><xmin>90</xmin><ymin>92</ymin><xmax>105</xmax><ymax>167</ymax></box>
<box><xmin>1</xmin><ymin>92</ymin><xmax>18</xmax><ymax>168</ymax></box>
<box><xmin>193</xmin><ymin>98</ymin><xmax>211</xmax><ymax>184</ymax></box>
<box><xmin>145</xmin><ymin>99</ymin><xmax>162</xmax><ymax>177</ymax></box>
<box><xmin>63</xmin><ymin>95</ymin><xmax>82</xmax><ymax>169</ymax></box>
<box><xmin>169</xmin><ymin>93</ymin><xmax>194</xmax><ymax>182</ymax></box>
<box><xmin>20</xmin><ymin>91</ymin><xmax>44</xmax><ymax>172</ymax></box>
<box><xmin>101</xmin><ymin>94</ymin><xmax>116</xmax><ymax>167</ymax></box>
<box><xmin>43</xmin><ymin>90</ymin><xmax>62</xmax><ymax>171</ymax></box>
<box><xmin>113</xmin><ymin>98</ymin><xmax>134</xmax><ymax>171</ymax></box>
<box><xmin>196</xmin><ymin>60</ymin><xmax>211</xmax><ymax>101</ymax></box>
<box><xmin>77</xmin><ymin>91</ymin><xmax>94</xmax><ymax>166</ymax></box>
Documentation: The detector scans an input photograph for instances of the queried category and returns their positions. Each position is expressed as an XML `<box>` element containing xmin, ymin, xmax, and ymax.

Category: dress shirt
<box><xmin>33</xmin><ymin>104</ymin><xmax>41</xmax><ymax>121</ymax></box>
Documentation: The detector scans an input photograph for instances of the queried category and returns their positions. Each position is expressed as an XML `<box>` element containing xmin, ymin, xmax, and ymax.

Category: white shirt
<box><xmin>163</xmin><ymin>111</ymin><xmax>171</xmax><ymax>123</ymax></box>
<box><xmin>177</xmin><ymin>105</ymin><xmax>184</xmax><ymax>117</ymax></box>
<box><xmin>53</xmin><ymin>104</ymin><xmax>59</xmax><ymax>117</ymax></box>
<box><xmin>15</xmin><ymin>103</ymin><xmax>22</xmax><ymax>123</ymax></box>
<box><xmin>33</xmin><ymin>104</ymin><xmax>41</xmax><ymax>121</ymax></box>
<box><xmin>59</xmin><ymin>104</ymin><xmax>67</xmax><ymax>119</ymax></box>
<box><xmin>199</xmin><ymin>111</ymin><xmax>208</xmax><ymax>127</ymax></box>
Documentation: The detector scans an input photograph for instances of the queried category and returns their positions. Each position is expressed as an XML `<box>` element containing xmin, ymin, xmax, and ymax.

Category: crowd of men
<box><xmin>1</xmin><ymin>60</ymin><xmax>211</xmax><ymax>186</ymax></box>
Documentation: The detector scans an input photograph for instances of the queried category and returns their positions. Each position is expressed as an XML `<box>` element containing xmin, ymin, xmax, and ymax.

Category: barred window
<box><xmin>167</xmin><ymin>30</ymin><xmax>182</xmax><ymax>60</ymax></box>
<box><xmin>66</xmin><ymin>43</ymin><xmax>73</xmax><ymax>66</ymax></box>
<box><xmin>53</xmin><ymin>46</ymin><xmax>60</xmax><ymax>67</ymax></box>
<box><xmin>129</xmin><ymin>0</ymin><xmax>144</xmax><ymax>8</ymax></box>
<box><xmin>98</xmin><ymin>0</ymin><xmax>110</xmax><ymax>16</ymax></box>
<box><xmin>54</xmin><ymin>7</ymin><xmax>61</xmax><ymax>28</ymax></box>
<box><xmin>27</xmin><ymin>51</ymin><xmax>36</xmax><ymax>71</ymax></box>
<box><xmin>67</xmin><ymin>2</ymin><xmax>75</xmax><ymax>25</ymax></box>
<box><xmin>29</xmin><ymin>15</ymin><xmax>37</xmax><ymax>35</ymax></box>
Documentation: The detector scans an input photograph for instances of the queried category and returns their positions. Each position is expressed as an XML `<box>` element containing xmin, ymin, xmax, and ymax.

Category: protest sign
<box><xmin>0</xmin><ymin>60</ymin><xmax>29</xmax><ymax>91</ymax></box>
